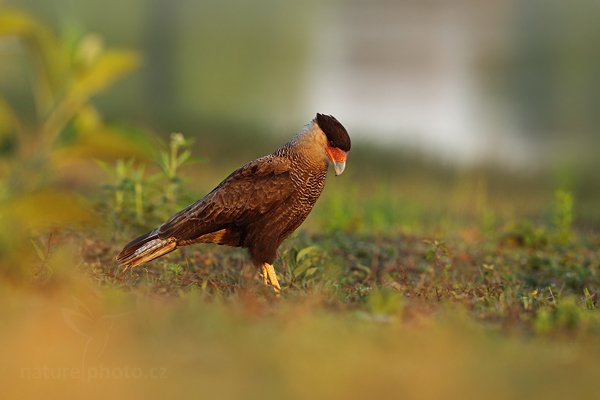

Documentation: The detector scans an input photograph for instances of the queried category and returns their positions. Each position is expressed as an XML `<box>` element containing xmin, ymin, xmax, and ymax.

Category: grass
<box><xmin>4</xmin><ymin>226</ymin><xmax>600</xmax><ymax>400</ymax></box>
<box><xmin>3</xmin><ymin>133</ymin><xmax>600</xmax><ymax>399</ymax></box>
<box><xmin>5</xmin><ymin>144</ymin><xmax>597</xmax><ymax>399</ymax></box>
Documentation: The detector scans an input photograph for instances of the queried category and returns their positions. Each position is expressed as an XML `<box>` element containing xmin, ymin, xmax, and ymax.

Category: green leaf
<box><xmin>0</xmin><ymin>8</ymin><xmax>40</xmax><ymax>36</ymax></box>
<box><xmin>52</xmin><ymin>125</ymin><xmax>153</xmax><ymax>164</ymax></box>
<box><xmin>72</xmin><ymin>50</ymin><xmax>141</xmax><ymax>98</ymax></box>
<box><xmin>303</xmin><ymin>266</ymin><xmax>319</xmax><ymax>278</ymax></box>
<box><xmin>178</xmin><ymin>149</ymin><xmax>192</xmax><ymax>166</ymax></box>
<box><xmin>159</xmin><ymin>152</ymin><xmax>170</xmax><ymax>173</ymax></box>
<box><xmin>296</xmin><ymin>245</ymin><xmax>320</xmax><ymax>264</ymax></box>
<box><xmin>0</xmin><ymin>9</ymin><xmax>67</xmax><ymax>111</ymax></box>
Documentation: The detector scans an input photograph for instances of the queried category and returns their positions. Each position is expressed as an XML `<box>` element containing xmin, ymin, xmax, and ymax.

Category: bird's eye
<box><xmin>328</xmin><ymin>140</ymin><xmax>334</xmax><ymax>146</ymax></box>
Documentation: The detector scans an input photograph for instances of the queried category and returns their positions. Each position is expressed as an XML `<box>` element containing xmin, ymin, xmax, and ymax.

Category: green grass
<box><xmin>3</xmin><ymin>221</ymin><xmax>600</xmax><ymax>400</ymax></box>
<box><xmin>3</xmin><ymin>134</ymin><xmax>600</xmax><ymax>399</ymax></box>
<box><xmin>4</xmin><ymin>162</ymin><xmax>600</xmax><ymax>400</ymax></box>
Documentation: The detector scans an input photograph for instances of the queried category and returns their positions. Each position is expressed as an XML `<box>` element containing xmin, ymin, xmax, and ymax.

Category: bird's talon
<box><xmin>261</xmin><ymin>263</ymin><xmax>282</xmax><ymax>293</ymax></box>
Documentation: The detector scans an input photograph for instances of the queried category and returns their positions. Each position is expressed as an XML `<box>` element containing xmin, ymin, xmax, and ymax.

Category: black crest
<box><xmin>315</xmin><ymin>113</ymin><xmax>351</xmax><ymax>152</ymax></box>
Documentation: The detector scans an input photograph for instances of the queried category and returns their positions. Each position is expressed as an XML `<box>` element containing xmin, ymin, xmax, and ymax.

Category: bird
<box><xmin>116</xmin><ymin>113</ymin><xmax>351</xmax><ymax>292</ymax></box>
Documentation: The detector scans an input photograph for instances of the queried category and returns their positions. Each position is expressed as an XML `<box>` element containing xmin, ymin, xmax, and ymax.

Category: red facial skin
<box><xmin>325</xmin><ymin>145</ymin><xmax>347</xmax><ymax>163</ymax></box>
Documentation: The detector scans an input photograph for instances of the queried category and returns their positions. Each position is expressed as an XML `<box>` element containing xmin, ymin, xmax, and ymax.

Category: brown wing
<box><xmin>156</xmin><ymin>155</ymin><xmax>294</xmax><ymax>245</ymax></box>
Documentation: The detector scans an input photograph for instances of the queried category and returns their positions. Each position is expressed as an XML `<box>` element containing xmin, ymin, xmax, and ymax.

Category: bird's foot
<box><xmin>260</xmin><ymin>263</ymin><xmax>282</xmax><ymax>294</ymax></box>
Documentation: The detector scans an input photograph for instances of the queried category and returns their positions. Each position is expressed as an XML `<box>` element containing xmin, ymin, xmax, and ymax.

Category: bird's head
<box><xmin>314</xmin><ymin>113</ymin><xmax>351</xmax><ymax>176</ymax></box>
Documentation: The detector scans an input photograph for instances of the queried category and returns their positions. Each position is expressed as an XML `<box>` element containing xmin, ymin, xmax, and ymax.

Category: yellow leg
<box><xmin>260</xmin><ymin>263</ymin><xmax>281</xmax><ymax>293</ymax></box>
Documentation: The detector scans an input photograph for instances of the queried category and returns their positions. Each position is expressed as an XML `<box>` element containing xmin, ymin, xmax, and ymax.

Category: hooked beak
<box><xmin>326</xmin><ymin>146</ymin><xmax>347</xmax><ymax>176</ymax></box>
<box><xmin>333</xmin><ymin>160</ymin><xmax>346</xmax><ymax>176</ymax></box>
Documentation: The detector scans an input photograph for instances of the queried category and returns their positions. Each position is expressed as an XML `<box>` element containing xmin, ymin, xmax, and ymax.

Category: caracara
<box><xmin>116</xmin><ymin>113</ymin><xmax>351</xmax><ymax>292</ymax></box>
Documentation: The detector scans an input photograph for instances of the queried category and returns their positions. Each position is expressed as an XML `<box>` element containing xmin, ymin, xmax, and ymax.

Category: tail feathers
<box><xmin>116</xmin><ymin>231</ymin><xmax>177</xmax><ymax>268</ymax></box>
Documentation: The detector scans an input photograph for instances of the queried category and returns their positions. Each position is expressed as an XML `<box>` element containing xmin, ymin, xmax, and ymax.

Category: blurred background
<box><xmin>1</xmin><ymin>0</ymin><xmax>599</xmax><ymax>231</ymax></box>
<box><xmin>2</xmin><ymin>3</ymin><xmax>600</xmax><ymax>399</ymax></box>
<box><xmin>2</xmin><ymin>0</ymin><xmax>600</xmax><ymax>167</ymax></box>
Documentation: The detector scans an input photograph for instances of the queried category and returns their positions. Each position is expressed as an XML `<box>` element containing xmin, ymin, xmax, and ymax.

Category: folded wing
<box><xmin>116</xmin><ymin>155</ymin><xmax>294</xmax><ymax>267</ymax></box>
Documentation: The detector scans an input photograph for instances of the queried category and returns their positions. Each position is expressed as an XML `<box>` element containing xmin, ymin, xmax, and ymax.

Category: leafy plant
<box><xmin>97</xmin><ymin>159</ymin><xmax>156</xmax><ymax>231</ymax></box>
<box><xmin>156</xmin><ymin>132</ymin><xmax>202</xmax><ymax>214</ymax></box>
<box><xmin>284</xmin><ymin>245</ymin><xmax>324</xmax><ymax>288</ymax></box>
<box><xmin>0</xmin><ymin>8</ymin><xmax>142</xmax><ymax>280</ymax></box>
